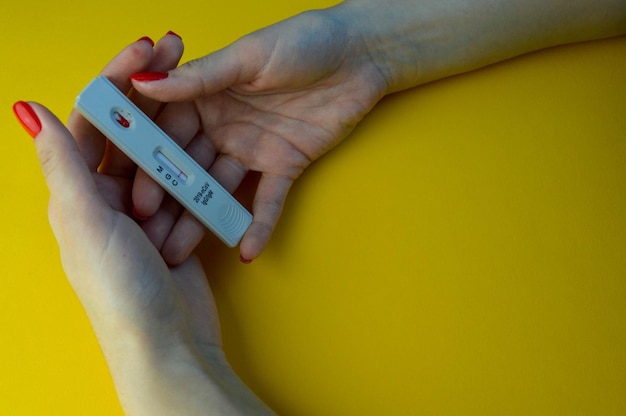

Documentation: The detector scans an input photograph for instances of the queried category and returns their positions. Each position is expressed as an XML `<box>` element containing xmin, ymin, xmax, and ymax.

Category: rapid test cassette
<box><xmin>75</xmin><ymin>75</ymin><xmax>252</xmax><ymax>247</ymax></box>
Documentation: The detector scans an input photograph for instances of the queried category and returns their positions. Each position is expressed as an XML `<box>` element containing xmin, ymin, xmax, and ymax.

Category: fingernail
<box><xmin>13</xmin><ymin>101</ymin><xmax>42</xmax><ymax>139</ymax></box>
<box><xmin>166</xmin><ymin>30</ymin><xmax>182</xmax><ymax>40</ymax></box>
<box><xmin>132</xmin><ymin>206</ymin><xmax>150</xmax><ymax>221</ymax></box>
<box><xmin>137</xmin><ymin>36</ymin><xmax>155</xmax><ymax>47</ymax></box>
<box><xmin>240</xmin><ymin>255</ymin><xmax>252</xmax><ymax>264</ymax></box>
<box><xmin>130</xmin><ymin>72</ymin><xmax>169</xmax><ymax>82</ymax></box>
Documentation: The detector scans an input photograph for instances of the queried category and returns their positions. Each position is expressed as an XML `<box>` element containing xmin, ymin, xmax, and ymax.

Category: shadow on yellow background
<box><xmin>1</xmin><ymin>1</ymin><xmax>625</xmax><ymax>414</ymax></box>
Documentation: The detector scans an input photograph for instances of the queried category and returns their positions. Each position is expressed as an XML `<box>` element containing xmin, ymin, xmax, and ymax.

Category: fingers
<box><xmin>140</xmin><ymin>196</ymin><xmax>186</xmax><ymax>250</ymax></box>
<box><xmin>158</xmin><ymin>154</ymin><xmax>249</xmax><ymax>264</ymax></box>
<box><xmin>130</xmin><ymin>35</ymin><xmax>269</xmax><ymax>102</ymax></box>
<box><xmin>68</xmin><ymin>37</ymin><xmax>157</xmax><ymax>171</ymax></box>
<box><xmin>143</xmin><ymin>153</ymin><xmax>249</xmax><ymax>266</ymax></box>
<box><xmin>154</xmin><ymin>172</ymin><xmax>292</xmax><ymax>265</ymax></box>
<box><xmin>14</xmin><ymin>102</ymin><xmax>111</xmax><ymax>243</ymax></box>
<box><xmin>240</xmin><ymin>174</ymin><xmax>293</xmax><ymax>262</ymax></box>
<box><xmin>129</xmin><ymin>32</ymin><xmax>185</xmax><ymax>117</ymax></box>
<box><xmin>139</xmin><ymin>109</ymin><xmax>304</xmax><ymax>264</ymax></box>
<box><xmin>99</xmin><ymin>33</ymin><xmax>185</xmax><ymax>178</ymax></box>
<box><xmin>160</xmin><ymin>212</ymin><xmax>206</xmax><ymax>266</ymax></box>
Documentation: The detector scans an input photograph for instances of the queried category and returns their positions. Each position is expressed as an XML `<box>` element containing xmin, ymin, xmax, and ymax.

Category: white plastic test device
<box><xmin>75</xmin><ymin>75</ymin><xmax>252</xmax><ymax>247</ymax></box>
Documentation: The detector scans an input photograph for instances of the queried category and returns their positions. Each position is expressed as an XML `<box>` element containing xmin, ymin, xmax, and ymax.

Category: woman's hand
<box><xmin>130</xmin><ymin>8</ymin><xmax>389</xmax><ymax>264</ymax></box>
<box><xmin>129</xmin><ymin>0</ymin><xmax>626</xmax><ymax>266</ymax></box>
<box><xmin>31</xmin><ymin>34</ymin><xmax>207</xmax><ymax>347</ymax></box>
<box><xmin>14</xmin><ymin>35</ymin><xmax>273</xmax><ymax>415</ymax></box>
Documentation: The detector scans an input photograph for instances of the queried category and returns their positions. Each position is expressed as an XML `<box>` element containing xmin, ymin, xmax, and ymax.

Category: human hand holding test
<box><xmin>13</xmin><ymin>34</ymin><xmax>274</xmax><ymax>415</ymax></box>
<box><xmin>74</xmin><ymin>75</ymin><xmax>253</xmax><ymax>248</ymax></box>
<box><xmin>12</xmin><ymin>1</ymin><xmax>626</xmax><ymax>413</ymax></box>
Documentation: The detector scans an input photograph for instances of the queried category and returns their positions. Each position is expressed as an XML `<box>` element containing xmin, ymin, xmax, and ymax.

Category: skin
<box><xmin>30</xmin><ymin>36</ymin><xmax>275</xmax><ymax>415</ymax></box>
<box><xmin>129</xmin><ymin>0</ymin><xmax>626</xmax><ymax>265</ymax></box>
<box><xmin>17</xmin><ymin>0</ymin><xmax>626</xmax><ymax>413</ymax></box>
<box><xmin>129</xmin><ymin>10</ymin><xmax>389</xmax><ymax>264</ymax></box>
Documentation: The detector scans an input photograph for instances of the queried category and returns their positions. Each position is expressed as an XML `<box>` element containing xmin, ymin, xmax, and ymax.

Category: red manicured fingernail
<box><xmin>13</xmin><ymin>101</ymin><xmax>42</xmax><ymax>139</ymax></box>
<box><xmin>137</xmin><ymin>36</ymin><xmax>155</xmax><ymax>47</ymax></box>
<box><xmin>166</xmin><ymin>30</ymin><xmax>182</xmax><ymax>40</ymax></box>
<box><xmin>130</xmin><ymin>72</ymin><xmax>169</xmax><ymax>82</ymax></box>
<box><xmin>240</xmin><ymin>255</ymin><xmax>252</xmax><ymax>264</ymax></box>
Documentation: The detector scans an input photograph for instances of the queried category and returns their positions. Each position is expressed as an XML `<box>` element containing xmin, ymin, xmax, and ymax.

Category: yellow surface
<box><xmin>1</xmin><ymin>1</ymin><xmax>625</xmax><ymax>414</ymax></box>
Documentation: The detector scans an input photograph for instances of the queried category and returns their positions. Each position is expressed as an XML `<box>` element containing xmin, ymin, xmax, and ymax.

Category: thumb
<box><xmin>13</xmin><ymin>101</ymin><xmax>108</xmax><ymax>237</ymax></box>
<box><xmin>130</xmin><ymin>37</ymin><xmax>268</xmax><ymax>102</ymax></box>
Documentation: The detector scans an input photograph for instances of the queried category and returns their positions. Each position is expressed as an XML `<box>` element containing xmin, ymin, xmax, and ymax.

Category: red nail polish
<box><xmin>13</xmin><ymin>101</ymin><xmax>42</xmax><ymax>139</ymax></box>
<box><xmin>240</xmin><ymin>255</ymin><xmax>252</xmax><ymax>264</ymax></box>
<box><xmin>130</xmin><ymin>72</ymin><xmax>169</xmax><ymax>82</ymax></box>
<box><xmin>137</xmin><ymin>36</ymin><xmax>155</xmax><ymax>47</ymax></box>
<box><xmin>166</xmin><ymin>30</ymin><xmax>182</xmax><ymax>40</ymax></box>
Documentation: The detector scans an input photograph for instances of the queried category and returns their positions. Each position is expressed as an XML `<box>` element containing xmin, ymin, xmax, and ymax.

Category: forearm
<box><xmin>338</xmin><ymin>0</ymin><xmax>626</xmax><ymax>93</ymax></box>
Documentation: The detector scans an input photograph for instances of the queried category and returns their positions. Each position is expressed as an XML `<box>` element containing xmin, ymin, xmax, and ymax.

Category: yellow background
<box><xmin>1</xmin><ymin>0</ymin><xmax>625</xmax><ymax>414</ymax></box>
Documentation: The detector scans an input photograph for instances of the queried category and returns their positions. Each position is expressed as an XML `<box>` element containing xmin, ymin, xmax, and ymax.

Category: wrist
<box><xmin>336</xmin><ymin>0</ymin><xmax>485</xmax><ymax>93</ymax></box>
<box><xmin>336</xmin><ymin>0</ymin><xmax>626</xmax><ymax>94</ymax></box>
<box><xmin>334</xmin><ymin>0</ymin><xmax>427</xmax><ymax>94</ymax></box>
<box><xmin>98</xmin><ymin>326</ymin><xmax>273</xmax><ymax>415</ymax></box>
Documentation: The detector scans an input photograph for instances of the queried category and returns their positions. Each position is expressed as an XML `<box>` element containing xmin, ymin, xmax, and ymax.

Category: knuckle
<box><xmin>37</xmin><ymin>145</ymin><xmax>62</xmax><ymax>183</ymax></box>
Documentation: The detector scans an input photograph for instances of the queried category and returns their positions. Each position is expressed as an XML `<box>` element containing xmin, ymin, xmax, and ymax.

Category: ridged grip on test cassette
<box><xmin>219</xmin><ymin>204</ymin><xmax>251</xmax><ymax>240</ymax></box>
